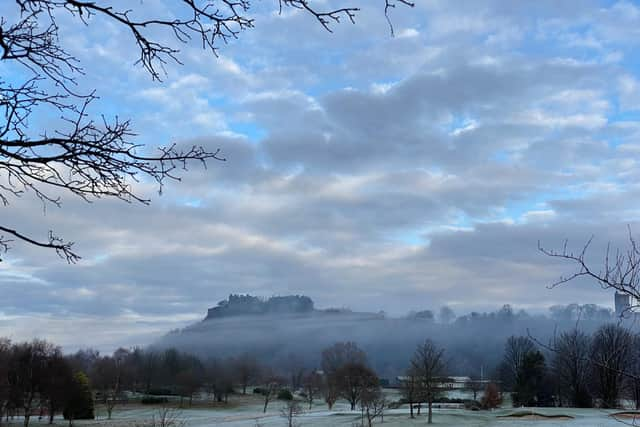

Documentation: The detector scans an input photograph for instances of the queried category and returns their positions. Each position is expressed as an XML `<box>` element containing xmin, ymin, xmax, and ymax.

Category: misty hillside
<box><xmin>155</xmin><ymin>295</ymin><xmax>626</xmax><ymax>380</ymax></box>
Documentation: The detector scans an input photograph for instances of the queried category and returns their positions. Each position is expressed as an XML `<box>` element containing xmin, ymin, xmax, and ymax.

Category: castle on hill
<box><xmin>205</xmin><ymin>294</ymin><xmax>314</xmax><ymax>319</ymax></box>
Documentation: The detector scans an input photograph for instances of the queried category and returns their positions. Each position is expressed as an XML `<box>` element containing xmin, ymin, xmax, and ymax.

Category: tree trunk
<box><xmin>409</xmin><ymin>400</ymin><xmax>414</xmax><ymax>418</ymax></box>
<box><xmin>428</xmin><ymin>398</ymin><xmax>433</xmax><ymax>424</ymax></box>
<box><xmin>23</xmin><ymin>402</ymin><xmax>32</xmax><ymax>427</ymax></box>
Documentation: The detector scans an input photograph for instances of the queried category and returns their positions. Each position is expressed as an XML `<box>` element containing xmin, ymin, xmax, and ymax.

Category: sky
<box><xmin>2</xmin><ymin>0</ymin><xmax>640</xmax><ymax>352</ymax></box>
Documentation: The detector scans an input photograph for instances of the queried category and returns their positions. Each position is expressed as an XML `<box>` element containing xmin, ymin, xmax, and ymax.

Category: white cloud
<box><xmin>3</xmin><ymin>0</ymin><xmax>640</xmax><ymax>350</ymax></box>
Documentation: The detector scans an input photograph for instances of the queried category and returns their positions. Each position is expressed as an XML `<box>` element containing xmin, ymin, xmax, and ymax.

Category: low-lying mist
<box><xmin>155</xmin><ymin>297</ymin><xmax>627</xmax><ymax>380</ymax></box>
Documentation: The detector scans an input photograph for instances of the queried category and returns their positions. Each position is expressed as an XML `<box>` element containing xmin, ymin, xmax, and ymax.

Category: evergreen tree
<box><xmin>63</xmin><ymin>372</ymin><xmax>94</xmax><ymax>426</ymax></box>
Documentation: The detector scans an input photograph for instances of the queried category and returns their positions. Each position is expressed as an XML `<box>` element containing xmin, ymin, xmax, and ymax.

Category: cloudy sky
<box><xmin>2</xmin><ymin>0</ymin><xmax>640</xmax><ymax>352</ymax></box>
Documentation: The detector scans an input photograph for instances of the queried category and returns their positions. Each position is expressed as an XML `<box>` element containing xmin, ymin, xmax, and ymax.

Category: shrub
<box><xmin>253</xmin><ymin>387</ymin><xmax>265</xmax><ymax>395</ymax></box>
<box><xmin>277</xmin><ymin>389</ymin><xmax>293</xmax><ymax>400</ymax></box>
<box><xmin>481</xmin><ymin>383</ymin><xmax>502</xmax><ymax>409</ymax></box>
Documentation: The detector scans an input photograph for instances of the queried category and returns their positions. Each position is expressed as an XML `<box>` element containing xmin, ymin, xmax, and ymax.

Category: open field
<box><xmin>5</xmin><ymin>392</ymin><xmax>638</xmax><ymax>427</ymax></box>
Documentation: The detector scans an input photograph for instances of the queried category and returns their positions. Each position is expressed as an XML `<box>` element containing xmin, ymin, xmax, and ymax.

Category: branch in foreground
<box><xmin>0</xmin><ymin>226</ymin><xmax>78</xmax><ymax>263</ymax></box>
<box><xmin>538</xmin><ymin>227</ymin><xmax>640</xmax><ymax>303</ymax></box>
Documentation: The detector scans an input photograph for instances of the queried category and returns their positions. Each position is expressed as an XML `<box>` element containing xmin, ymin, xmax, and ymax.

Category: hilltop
<box><xmin>205</xmin><ymin>294</ymin><xmax>315</xmax><ymax>319</ymax></box>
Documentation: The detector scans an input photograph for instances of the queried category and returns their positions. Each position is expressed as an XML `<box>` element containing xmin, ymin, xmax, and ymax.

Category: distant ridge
<box><xmin>205</xmin><ymin>294</ymin><xmax>315</xmax><ymax>319</ymax></box>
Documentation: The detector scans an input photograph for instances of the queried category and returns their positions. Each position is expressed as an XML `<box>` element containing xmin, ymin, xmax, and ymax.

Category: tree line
<box><xmin>0</xmin><ymin>336</ymin><xmax>460</xmax><ymax>426</ymax></box>
<box><xmin>4</xmin><ymin>322</ymin><xmax>640</xmax><ymax>427</ymax></box>
<box><xmin>498</xmin><ymin>323</ymin><xmax>640</xmax><ymax>409</ymax></box>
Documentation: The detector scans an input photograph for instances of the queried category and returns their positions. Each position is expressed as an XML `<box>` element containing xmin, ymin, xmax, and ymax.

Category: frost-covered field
<box><xmin>6</xmin><ymin>393</ymin><xmax>635</xmax><ymax>427</ymax></box>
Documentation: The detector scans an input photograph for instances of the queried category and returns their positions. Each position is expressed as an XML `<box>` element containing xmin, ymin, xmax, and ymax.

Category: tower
<box><xmin>615</xmin><ymin>292</ymin><xmax>631</xmax><ymax>317</ymax></box>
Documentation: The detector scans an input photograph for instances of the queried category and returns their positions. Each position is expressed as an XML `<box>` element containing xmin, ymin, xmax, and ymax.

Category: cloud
<box><xmin>2</xmin><ymin>0</ymin><xmax>639</xmax><ymax>352</ymax></box>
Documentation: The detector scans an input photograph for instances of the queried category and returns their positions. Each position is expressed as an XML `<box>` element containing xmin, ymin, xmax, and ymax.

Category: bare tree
<box><xmin>321</xmin><ymin>342</ymin><xmax>371</xmax><ymax>410</ymax></box>
<box><xmin>206</xmin><ymin>358</ymin><xmax>234</xmax><ymax>404</ymax></box>
<box><xmin>336</xmin><ymin>362</ymin><xmax>379</xmax><ymax>411</ymax></box>
<box><xmin>410</xmin><ymin>339</ymin><xmax>446</xmax><ymax>424</ymax></box>
<box><xmin>91</xmin><ymin>350</ymin><xmax>128</xmax><ymax>419</ymax></box>
<box><xmin>323</xmin><ymin>376</ymin><xmax>338</xmax><ymax>410</ymax></box>
<box><xmin>359</xmin><ymin>386</ymin><xmax>385</xmax><ymax>427</ymax></box>
<box><xmin>498</xmin><ymin>336</ymin><xmax>535</xmax><ymax>391</ymax></box>
<box><xmin>0</xmin><ymin>1</ymin><xmax>413</xmax><ymax>262</ymax></box>
<box><xmin>302</xmin><ymin>370</ymin><xmax>323</xmax><ymax>410</ymax></box>
<box><xmin>261</xmin><ymin>374</ymin><xmax>285</xmax><ymax>413</ymax></box>
<box><xmin>282</xmin><ymin>353</ymin><xmax>306</xmax><ymax>391</ymax></box>
<box><xmin>0</xmin><ymin>338</ymin><xmax>11</xmax><ymax>427</ymax></box>
<box><xmin>400</xmin><ymin>366</ymin><xmax>419</xmax><ymax>418</ymax></box>
<box><xmin>279</xmin><ymin>400</ymin><xmax>303</xmax><ymax>427</ymax></box>
<box><xmin>175</xmin><ymin>368</ymin><xmax>202</xmax><ymax>407</ymax></box>
<box><xmin>140</xmin><ymin>350</ymin><xmax>160</xmax><ymax>394</ymax></box>
<box><xmin>40</xmin><ymin>347</ymin><xmax>72</xmax><ymax>424</ymax></box>
<box><xmin>591</xmin><ymin>324</ymin><xmax>634</xmax><ymax>408</ymax></box>
<box><xmin>139</xmin><ymin>406</ymin><xmax>186</xmax><ymax>427</ymax></box>
<box><xmin>626</xmin><ymin>334</ymin><xmax>640</xmax><ymax>410</ymax></box>
<box><xmin>321</xmin><ymin>342</ymin><xmax>368</xmax><ymax>375</ymax></box>
<box><xmin>552</xmin><ymin>329</ymin><xmax>592</xmax><ymax>408</ymax></box>
<box><xmin>8</xmin><ymin>339</ymin><xmax>52</xmax><ymax>427</ymax></box>
<box><xmin>234</xmin><ymin>353</ymin><xmax>261</xmax><ymax>395</ymax></box>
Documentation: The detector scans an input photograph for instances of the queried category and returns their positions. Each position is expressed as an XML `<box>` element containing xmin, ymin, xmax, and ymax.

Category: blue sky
<box><xmin>2</xmin><ymin>0</ymin><xmax>640</xmax><ymax>352</ymax></box>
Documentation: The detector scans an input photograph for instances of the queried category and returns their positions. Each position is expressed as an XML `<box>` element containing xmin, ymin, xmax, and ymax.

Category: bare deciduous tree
<box><xmin>410</xmin><ymin>339</ymin><xmax>446</xmax><ymax>425</ymax></box>
<box><xmin>138</xmin><ymin>406</ymin><xmax>186</xmax><ymax>427</ymax></box>
<box><xmin>302</xmin><ymin>370</ymin><xmax>323</xmax><ymax>410</ymax></box>
<box><xmin>626</xmin><ymin>335</ymin><xmax>640</xmax><ymax>410</ymax></box>
<box><xmin>91</xmin><ymin>349</ymin><xmax>128</xmax><ymax>419</ymax></box>
<box><xmin>234</xmin><ymin>353</ymin><xmax>261</xmax><ymax>395</ymax></box>
<box><xmin>0</xmin><ymin>338</ymin><xmax>11</xmax><ymax>427</ymax></box>
<box><xmin>40</xmin><ymin>347</ymin><xmax>72</xmax><ymax>424</ymax></box>
<box><xmin>335</xmin><ymin>362</ymin><xmax>378</xmax><ymax>411</ymax></box>
<box><xmin>206</xmin><ymin>358</ymin><xmax>234</xmax><ymax>404</ymax></box>
<box><xmin>323</xmin><ymin>376</ymin><xmax>338</xmax><ymax>410</ymax></box>
<box><xmin>591</xmin><ymin>324</ymin><xmax>633</xmax><ymax>408</ymax></box>
<box><xmin>400</xmin><ymin>366</ymin><xmax>419</xmax><ymax>418</ymax></box>
<box><xmin>0</xmin><ymin>0</ymin><xmax>413</xmax><ymax>262</ymax></box>
<box><xmin>552</xmin><ymin>329</ymin><xmax>592</xmax><ymax>408</ymax></box>
<box><xmin>280</xmin><ymin>400</ymin><xmax>303</xmax><ymax>427</ymax></box>
<box><xmin>261</xmin><ymin>374</ymin><xmax>285</xmax><ymax>413</ymax></box>
<box><xmin>498</xmin><ymin>336</ymin><xmax>535</xmax><ymax>391</ymax></box>
<box><xmin>359</xmin><ymin>386</ymin><xmax>385</xmax><ymax>427</ymax></box>
<box><xmin>321</xmin><ymin>342</ymin><xmax>368</xmax><ymax>375</ymax></box>
<box><xmin>321</xmin><ymin>342</ymin><xmax>371</xmax><ymax>410</ymax></box>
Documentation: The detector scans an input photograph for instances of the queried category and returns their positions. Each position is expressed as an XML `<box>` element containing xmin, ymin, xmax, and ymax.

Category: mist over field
<box><xmin>156</xmin><ymin>295</ymin><xmax>624</xmax><ymax>379</ymax></box>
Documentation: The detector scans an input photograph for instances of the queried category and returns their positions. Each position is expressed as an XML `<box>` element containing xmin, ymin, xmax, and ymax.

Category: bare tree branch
<box><xmin>1</xmin><ymin>0</ymin><xmax>413</xmax><ymax>260</ymax></box>
<box><xmin>539</xmin><ymin>227</ymin><xmax>640</xmax><ymax>308</ymax></box>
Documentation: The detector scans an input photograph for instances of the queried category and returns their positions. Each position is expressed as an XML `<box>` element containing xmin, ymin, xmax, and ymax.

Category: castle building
<box><xmin>615</xmin><ymin>291</ymin><xmax>631</xmax><ymax>317</ymax></box>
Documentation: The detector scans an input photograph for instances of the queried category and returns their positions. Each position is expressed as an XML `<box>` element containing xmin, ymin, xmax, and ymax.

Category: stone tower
<box><xmin>615</xmin><ymin>291</ymin><xmax>631</xmax><ymax>317</ymax></box>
